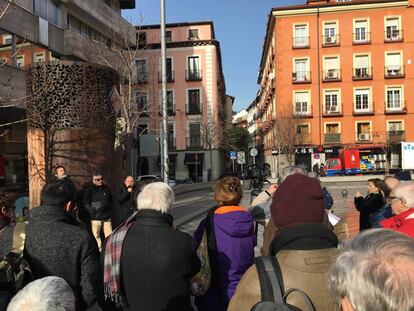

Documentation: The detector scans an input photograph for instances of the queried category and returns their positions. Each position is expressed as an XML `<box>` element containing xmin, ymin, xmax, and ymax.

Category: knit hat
<box><xmin>395</xmin><ymin>170</ymin><xmax>412</xmax><ymax>181</ymax></box>
<box><xmin>270</xmin><ymin>174</ymin><xmax>325</xmax><ymax>229</ymax></box>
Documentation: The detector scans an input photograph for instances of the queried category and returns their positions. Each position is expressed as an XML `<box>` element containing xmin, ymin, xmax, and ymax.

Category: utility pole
<box><xmin>160</xmin><ymin>0</ymin><xmax>169</xmax><ymax>183</ymax></box>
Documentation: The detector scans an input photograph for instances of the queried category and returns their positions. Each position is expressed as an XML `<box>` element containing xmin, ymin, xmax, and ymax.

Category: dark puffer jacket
<box><xmin>354</xmin><ymin>192</ymin><xmax>384</xmax><ymax>231</ymax></box>
<box><xmin>24</xmin><ymin>205</ymin><xmax>103</xmax><ymax>310</ymax></box>
<box><xmin>83</xmin><ymin>184</ymin><xmax>113</xmax><ymax>221</ymax></box>
<box><xmin>121</xmin><ymin>209</ymin><xmax>200</xmax><ymax>311</ymax></box>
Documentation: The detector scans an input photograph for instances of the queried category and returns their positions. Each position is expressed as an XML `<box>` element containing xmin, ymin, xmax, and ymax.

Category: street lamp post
<box><xmin>160</xmin><ymin>0</ymin><xmax>169</xmax><ymax>183</ymax></box>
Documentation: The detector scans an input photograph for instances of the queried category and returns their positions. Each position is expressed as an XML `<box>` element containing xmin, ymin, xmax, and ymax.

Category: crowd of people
<box><xmin>0</xmin><ymin>164</ymin><xmax>413</xmax><ymax>311</ymax></box>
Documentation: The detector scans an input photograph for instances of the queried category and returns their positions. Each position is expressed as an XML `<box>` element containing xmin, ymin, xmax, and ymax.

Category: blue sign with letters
<box><xmin>229</xmin><ymin>151</ymin><xmax>237</xmax><ymax>159</ymax></box>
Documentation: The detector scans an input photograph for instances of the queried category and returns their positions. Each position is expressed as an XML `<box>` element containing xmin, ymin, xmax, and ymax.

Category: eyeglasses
<box><xmin>94</xmin><ymin>178</ymin><xmax>103</xmax><ymax>181</ymax></box>
<box><xmin>389</xmin><ymin>196</ymin><xmax>402</xmax><ymax>203</ymax></box>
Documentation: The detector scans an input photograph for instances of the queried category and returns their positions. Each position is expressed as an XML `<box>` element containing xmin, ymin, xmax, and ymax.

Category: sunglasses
<box><xmin>94</xmin><ymin>178</ymin><xmax>103</xmax><ymax>181</ymax></box>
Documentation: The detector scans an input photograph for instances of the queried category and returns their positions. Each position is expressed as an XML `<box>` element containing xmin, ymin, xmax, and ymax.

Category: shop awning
<box><xmin>184</xmin><ymin>153</ymin><xmax>204</xmax><ymax>165</ymax></box>
<box><xmin>156</xmin><ymin>154</ymin><xmax>177</xmax><ymax>166</ymax></box>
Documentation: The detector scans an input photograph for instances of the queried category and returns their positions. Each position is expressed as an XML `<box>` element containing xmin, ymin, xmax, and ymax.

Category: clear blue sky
<box><xmin>122</xmin><ymin>0</ymin><xmax>303</xmax><ymax>112</ymax></box>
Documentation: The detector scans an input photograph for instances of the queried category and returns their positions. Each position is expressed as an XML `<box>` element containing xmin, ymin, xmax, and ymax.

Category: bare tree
<box><xmin>273</xmin><ymin>108</ymin><xmax>298</xmax><ymax>176</ymax></box>
<box><xmin>200</xmin><ymin>119</ymin><xmax>226</xmax><ymax>181</ymax></box>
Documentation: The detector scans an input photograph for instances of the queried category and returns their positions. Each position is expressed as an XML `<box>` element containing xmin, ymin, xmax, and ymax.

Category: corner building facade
<box><xmin>133</xmin><ymin>22</ymin><xmax>228</xmax><ymax>182</ymax></box>
<box><xmin>258</xmin><ymin>0</ymin><xmax>414</xmax><ymax>173</ymax></box>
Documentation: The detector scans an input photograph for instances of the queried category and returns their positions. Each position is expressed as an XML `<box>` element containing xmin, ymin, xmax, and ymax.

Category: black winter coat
<box><xmin>354</xmin><ymin>192</ymin><xmax>384</xmax><ymax>231</ymax></box>
<box><xmin>24</xmin><ymin>205</ymin><xmax>103</xmax><ymax>310</ymax></box>
<box><xmin>113</xmin><ymin>185</ymin><xmax>135</xmax><ymax>228</ymax></box>
<box><xmin>83</xmin><ymin>184</ymin><xmax>113</xmax><ymax>221</ymax></box>
<box><xmin>121</xmin><ymin>209</ymin><xmax>200</xmax><ymax>311</ymax></box>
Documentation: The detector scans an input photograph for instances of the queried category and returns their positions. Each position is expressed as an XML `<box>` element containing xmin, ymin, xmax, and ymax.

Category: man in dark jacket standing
<box><xmin>119</xmin><ymin>182</ymin><xmax>200</xmax><ymax>311</ymax></box>
<box><xmin>24</xmin><ymin>182</ymin><xmax>103</xmax><ymax>310</ymax></box>
<box><xmin>113</xmin><ymin>175</ymin><xmax>136</xmax><ymax>228</ymax></box>
<box><xmin>83</xmin><ymin>173</ymin><xmax>113</xmax><ymax>251</ymax></box>
<box><xmin>53</xmin><ymin>165</ymin><xmax>77</xmax><ymax>201</ymax></box>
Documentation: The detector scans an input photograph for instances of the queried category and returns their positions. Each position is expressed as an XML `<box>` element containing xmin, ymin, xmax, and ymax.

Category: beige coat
<box><xmin>228</xmin><ymin>248</ymin><xmax>339</xmax><ymax>311</ymax></box>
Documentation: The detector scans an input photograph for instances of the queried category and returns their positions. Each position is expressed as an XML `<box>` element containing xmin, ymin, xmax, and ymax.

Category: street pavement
<box><xmin>173</xmin><ymin>179</ymin><xmax>371</xmax><ymax>254</ymax></box>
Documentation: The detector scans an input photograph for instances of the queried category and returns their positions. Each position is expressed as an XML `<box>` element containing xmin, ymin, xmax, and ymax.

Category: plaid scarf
<box><xmin>103</xmin><ymin>211</ymin><xmax>137</xmax><ymax>305</ymax></box>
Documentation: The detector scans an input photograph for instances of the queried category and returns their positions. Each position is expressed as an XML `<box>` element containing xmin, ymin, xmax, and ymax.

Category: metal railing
<box><xmin>387</xmin><ymin>130</ymin><xmax>405</xmax><ymax>143</ymax></box>
<box><xmin>322</xmin><ymin>34</ymin><xmax>340</xmax><ymax>47</ymax></box>
<box><xmin>185</xmin><ymin>69</ymin><xmax>202</xmax><ymax>81</ymax></box>
<box><xmin>295</xmin><ymin>133</ymin><xmax>312</xmax><ymax>144</ymax></box>
<box><xmin>292</xmin><ymin>71</ymin><xmax>311</xmax><ymax>83</ymax></box>
<box><xmin>324</xmin><ymin>133</ymin><xmax>341</xmax><ymax>144</ymax></box>
<box><xmin>187</xmin><ymin>136</ymin><xmax>201</xmax><ymax>148</ymax></box>
<box><xmin>292</xmin><ymin>36</ymin><xmax>310</xmax><ymax>48</ymax></box>
<box><xmin>158</xmin><ymin>71</ymin><xmax>175</xmax><ymax>83</ymax></box>
<box><xmin>322</xmin><ymin>69</ymin><xmax>341</xmax><ymax>81</ymax></box>
<box><xmin>384</xmin><ymin>29</ymin><xmax>403</xmax><ymax>42</ymax></box>
<box><xmin>353</xmin><ymin>67</ymin><xmax>372</xmax><ymax>80</ymax></box>
<box><xmin>353</xmin><ymin>32</ymin><xmax>371</xmax><ymax>44</ymax></box>
<box><xmin>186</xmin><ymin>103</ymin><xmax>203</xmax><ymax>115</ymax></box>
<box><xmin>384</xmin><ymin>65</ymin><xmax>405</xmax><ymax>78</ymax></box>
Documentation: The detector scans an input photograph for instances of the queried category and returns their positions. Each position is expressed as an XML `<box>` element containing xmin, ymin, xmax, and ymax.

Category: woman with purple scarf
<box><xmin>194</xmin><ymin>177</ymin><xmax>255</xmax><ymax>311</ymax></box>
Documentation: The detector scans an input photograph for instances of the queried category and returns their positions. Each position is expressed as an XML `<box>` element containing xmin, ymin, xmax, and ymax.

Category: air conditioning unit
<box><xmin>326</xmin><ymin>36</ymin><xmax>335</xmax><ymax>44</ymax></box>
<box><xmin>327</xmin><ymin>70</ymin><xmax>337</xmax><ymax>78</ymax></box>
<box><xmin>330</xmin><ymin>106</ymin><xmax>338</xmax><ymax>112</ymax></box>
<box><xmin>359</xmin><ymin>133</ymin><xmax>371</xmax><ymax>141</ymax></box>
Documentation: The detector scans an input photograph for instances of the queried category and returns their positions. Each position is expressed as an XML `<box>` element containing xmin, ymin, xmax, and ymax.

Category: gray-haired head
<box><xmin>136</xmin><ymin>182</ymin><xmax>174</xmax><ymax>214</ymax></box>
<box><xmin>329</xmin><ymin>229</ymin><xmax>414</xmax><ymax>311</ymax></box>
<box><xmin>392</xmin><ymin>180</ymin><xmax>414</xmax><ymax>208</ymax></box>
<box><xmin>278</xmin><ymin>165</ymin><xmax>307</xmax><ymax>184</ymax></box>
<box><xmin>7</xmin><ymin>276</ymin><xmax>75</xmax><ymax>311</ymax></box>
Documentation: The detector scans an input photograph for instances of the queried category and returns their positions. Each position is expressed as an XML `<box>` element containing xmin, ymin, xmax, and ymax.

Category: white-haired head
<box><xmin>136</xmin><ymin>182</ymin><xmax>174</xmax><ymax>214</ymax></box>
<box><xmin>7</xmin><ymin>276</ymin><xmax>75</xmax><ymax>311</ymax></box>
<box><xmin>329</xmin><ymin>229</ymin><xmax>414</xmax><ymax>311</ymax></box>
<box><xmin>278</xmin><ymin>165</ymin><xmax>307</xmax><ymax>184</ymax></box>
<box><xmin>392</xmin><ymin>181</ymin><xmax>414</xmax><ymax>208</ymax></box>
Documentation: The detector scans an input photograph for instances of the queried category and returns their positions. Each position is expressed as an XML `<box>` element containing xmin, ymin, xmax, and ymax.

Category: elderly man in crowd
<box><xmin>329</xmin><ymin>229</ymin><xmax>414</xmax><ymax>311</ymax></box>
<box><xmin>7</xmin><ymin>277</ymin><xmax>75</xmax><ymax>311</ymax></box>
<box><xmin>380</xmin><ymin>181</ymin><xmax>414</xmax><ymax>238</ymax></box>
<box><xmin>104</xmin><ymin>182</ymin><xmax>200</xmax><ymax>311</ymax></box>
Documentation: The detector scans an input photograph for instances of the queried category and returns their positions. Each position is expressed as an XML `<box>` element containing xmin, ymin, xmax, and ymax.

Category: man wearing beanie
<box><xmin>229</xmin><ymin>174</ymin><xmax>338</xmax><ymax>311</ymax></box>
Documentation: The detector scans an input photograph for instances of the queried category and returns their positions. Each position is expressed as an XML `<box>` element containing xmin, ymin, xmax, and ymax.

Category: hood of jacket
<box><xmin>28</xmin><ymin>205</ymin><xmax>78</xmax><ymax>225</ymax></box>
<box><xmin>213</xmin><ymin>205</ymin><xmax>254</xmax><ymax>238</ymax></box>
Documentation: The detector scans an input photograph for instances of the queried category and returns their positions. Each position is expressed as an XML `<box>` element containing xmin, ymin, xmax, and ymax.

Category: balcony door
<box><xmin>294</xmin><ymin>59</ymin><xmax>308</xmax><ymax>81</ymax></box>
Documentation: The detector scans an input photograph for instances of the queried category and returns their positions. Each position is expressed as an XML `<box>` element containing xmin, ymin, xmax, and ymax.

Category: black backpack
<box><xmin>251</xmin><ymin>256</ymin><xmax>316</xmax><ymax>311</ymax></box>
<box><xmin>0</xmin><ymin>222</ymin><xmax>33</xmax><ymax>309</ymax></box>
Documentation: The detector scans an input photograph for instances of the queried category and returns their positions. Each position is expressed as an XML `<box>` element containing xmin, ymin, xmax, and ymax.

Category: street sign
<box><xmin>229</xmin><ymin>151</ymin><xmax>237</xmax><ymax>159</ymax></box>
<box><xmin>250</xmin><ymin>148</ymin><xmax>258</xmax><ymax>157</ymax></box>
<box><xmin>237</xmin><ymin>151</ymin><xmax>246</xmax><ymax>164</ymax></box>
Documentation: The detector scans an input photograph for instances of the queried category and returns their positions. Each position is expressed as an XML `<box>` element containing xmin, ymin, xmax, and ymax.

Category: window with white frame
<box><xmin>187</xmin><ymin>89</ymin><xmax>202</xmax><ymax>114</ymax></box>
<box><xmin>294</xmin><ymin>91</ymin><xmax>310</xmax><ymax>115</ymax></box>
<box><xmin>188</xmin><ymin>123</ymin><xmax>201</xmax><ymax>147</ymax></box>
<box><xmin>294</xmin><ymin>24</ymin><xmax>308</xmax><ymax>47</ymax></box>
<box><xmin>165</xmin><ymin>31</ymin><xmax>172</xmax><ymax>42</ymax></box>
<box><xmin>324</xmin><ymin>56</ymin><xmax>339</xmax><ymax>79</ymax></box>
<box><xmin>324</xmin><ymin>90</ymin><xmax>339</xmax><ymax>113</ymax></box>
<box><xmin>354</xmin><ymin>54</ymin><xmax>370</xmax><ymax>77</ymax></box>
<box><xmin>16</xmin><ymin>56</ymin><xmax>23</xmax><ymax>68</ymax></box>
<box><xmin>294</xmin><ymin>59</ymin><xmax>309</xmax><ymax>81</ymax></box>
<box><xmin>387</xmin><ymin>121</ymin><xmax>403</xmax><ymax>132</ymax></box>
<box><xmin>2</xmin><ymin>34</ymin><xmax>12</xmax><ymax>45</ymax></box>
<box><xmin>296</xmin><ymin>124</ymin><xmax>309</xmax><ymax>134</ymax></box>
<box><xmin>385</xmin><ymin>17</ymin><xmax>401</xmax><ymax>40</ymax></box>
<box><xmin>385</xmin><ymin>52</ymin><xmax>402</xmax><ymax>75</ymax></box>
<box><xmin>386</xmin><ymin>87</ymin><xmax>402</xmax><ymax>111</ymax></box>
<box><xmin>135</xmin><ymin>59</ymin><xmax>148</xmax><ymax>83</ymax></box>
<box><xmin>135</xmin><ymin>91</ymin><xmax>147</xmax><ymax>113</ymax></box>
<box><xmin>35</xmin><ymin>53</ymin><xmax>44</xmax><ymax>63</ymax></box>
<box><xmin>187</xmin><ymin>56</ymin><xmax>200</xmax><ymax>80</ymax></box>
<box><xmin>355</xmin><ymin>88</ymin><xmax>371</xmax><ymax>112</ymax></box>
<box><xmin>160</xmin><ymin>90</ymin><xmax>174</xmax><ymax>114</ymax></box>
<box><xmin>323</xmin><ymin>22</ymin><xmax>337</xmax><ymax>44</ymax></box>
<box><xmin>354</xmin><ymin>19</ymin><xmax>368</xmax><ymax>42</ymax></box>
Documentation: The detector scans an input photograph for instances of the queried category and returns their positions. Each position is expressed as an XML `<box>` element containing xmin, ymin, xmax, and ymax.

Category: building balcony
<box><xmin>384</xmin><ymin>29</ymin><xmax>403</xmax><ymax>43</ymax></box>
<box><xmin>159</xmin><ymin>103</ymin><xmax>175</xmax><ymax>116</ymax></box>
<box><xmin>294</xmin><ymin>105</ymin><xmax>312</xmax><ymax>118</ymax></box>
<box><xmin>353</xmin><ymin>32</ymin><xmax>371</xmax><ymax>45</ymax></box>
<box><xmin>168</xmin><ymin>136</ymin><xmax>176</xmax><ymax>150</ymax></box>
<box><xmin>187</xmin><ymin>137</ymin><xmax>202</xmax><ymax>149</ymax></box>
<box><xmin>324</xmin><ymin>133</ymin><xmax>342</xmax><ymax>144</ymax></box>
<box><xmin>136</xmin><ymin>75</ymin><xmax>148</xmax><ymax>84</ymax></box>
<box><xmin>292</xmin><ymin>71</ymin><xmax>311</xmax><ymax>84</ymax></box>
<box><xmin>186</xmin><ymin>103</ymin><xmax>203</xmax><ymax>115</ymax></box>
<box><xmin>353</xmin><ymin>67</ymin><xmax>372</xmax><ymax>80</ymax></box>
<box><xmin>387</xmin><ymin>130</ymin><xmax>405</xmax><ymax>143</ymax></box>
<box><xmin>158</xmin><ymin>71</ymin><xmax>175</xmax><ymax>83</ymax></box>
<box><xmin>322</xmin><ymin>69</ymin><xmax>341</xmax><ymax>82</ymax></box>
<box><xmin>353</xmin><ymin>103</ymin><xmax>374</xmax><ymax>116</ymax></box>
<box><xmin>385</xmin><ymin>101</ymin><xmax>407</xmax><ymax>115</ymax></box>
<box><xmin>384</xmin><ymin>65</ymin><xmax>405</xmax><ymax>79</ymax></box>
<box><xmin>292</xmin><ymin>37</ymin><xmax>310</xmax><ymax>49</ymax></box>
<box><xmin>323</xmin><ymin>103</ymin><xmax>343</xmax><ymax>117</ymax></box>
<box><xmin>185</xmin><ymin>70</ymin><xmax>202</xmax><ymax>81</ymax></box>
<box><xmin>356</xmin><ymin>132</ymin><xmax>373</xmax><ymax>143</ymax></box>
<box><xmin>322</xmin><ymin>34</ymin><xmax>340</xmax><ymax>47</ymax></box>
<box><xmin>295</xmin><ymin>133</ymin><xmax>312</xmax><ymax>145</ymax></box>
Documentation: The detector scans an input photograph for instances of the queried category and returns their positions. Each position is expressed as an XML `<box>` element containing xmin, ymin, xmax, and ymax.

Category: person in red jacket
<box><xmin>381</xmin><ymin>181</ymin><xmax>414</xmax><ymax>238</ymax></box>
